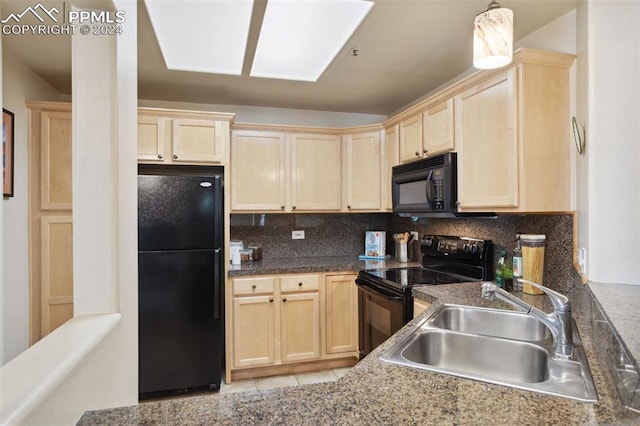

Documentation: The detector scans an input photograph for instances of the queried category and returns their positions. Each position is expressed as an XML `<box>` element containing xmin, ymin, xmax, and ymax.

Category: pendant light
<box><xmin>473</xmin><ymin>0</ymin><xmax>513</xmax><ymax>69</ymax></box>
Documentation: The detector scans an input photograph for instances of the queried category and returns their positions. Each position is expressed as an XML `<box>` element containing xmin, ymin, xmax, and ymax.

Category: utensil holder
<box><xmin>396</xmin><ymin>242</ymin><xmax>409</xmax><ymax>263</ymax></box>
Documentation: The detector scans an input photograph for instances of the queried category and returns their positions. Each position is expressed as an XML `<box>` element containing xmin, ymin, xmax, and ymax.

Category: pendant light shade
<box><xmin>473</xmin><ymin>1</ymin><xmax>513</xmax><ymax>69</ymax></box>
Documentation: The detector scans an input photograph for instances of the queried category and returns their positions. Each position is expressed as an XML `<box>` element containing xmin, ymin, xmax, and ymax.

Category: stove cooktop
<box><xmin>361</xmin><ymin>266</ymin><xmax>476</xmax><ymax>290</ymax></box>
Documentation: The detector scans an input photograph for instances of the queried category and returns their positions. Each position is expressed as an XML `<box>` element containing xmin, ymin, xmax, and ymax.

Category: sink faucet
<box><xmin>481</xmin><ymin>279</ymin><xmax>573</xmax><ymax>357</ymax></box>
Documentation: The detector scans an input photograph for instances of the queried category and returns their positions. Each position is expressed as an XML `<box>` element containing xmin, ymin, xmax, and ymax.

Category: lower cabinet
<box><xmin>324</xmin><ymin>274</ymin><xmax>358</xmax><ymax>355</ymax></box>
<box><xmin>229</xmin><ymin>272</ymin><xmax>358</xmax><ymax>380</ymax></box>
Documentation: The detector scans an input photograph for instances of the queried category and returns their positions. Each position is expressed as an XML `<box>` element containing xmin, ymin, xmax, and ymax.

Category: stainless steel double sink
<box><xmin>381</xmin><ymin>304</ymin><xmax>598</xmax><ymax>402</ymax></box>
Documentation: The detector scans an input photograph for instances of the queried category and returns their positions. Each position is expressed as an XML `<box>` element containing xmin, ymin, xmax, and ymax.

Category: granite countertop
<box><xmin>587</xmin><ymin>282</ymin><xmax>640</xmax><ymax>371</ymax></box>
<box><xmin>228</xmin><ymin>255</ymin><xmax>420</xmax><ymax>276</ymax></box>
<box><xmin>78</xmin><ymin>281</ymin><xmax>639</xmax><ymax>425</ymax></box>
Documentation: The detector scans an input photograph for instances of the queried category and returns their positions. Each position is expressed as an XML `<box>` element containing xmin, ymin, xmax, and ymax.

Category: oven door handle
<box><xmin>355</xmin><ymin>278</ymin><xmax>404</xmax><ymax>301</ymax></box>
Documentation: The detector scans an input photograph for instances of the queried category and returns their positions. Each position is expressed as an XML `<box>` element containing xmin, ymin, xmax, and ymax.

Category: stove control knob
<box><xmin>423</xmin><ymin>237</ymin><xmax>433</xmax><ymax>247</ymax></box>
<box><xmin>470</xmin><ymin>245</ymin><xmax>479</xmax><ymax>254</ymax></box>
<box><xmin>462</xmin><ymin>244</ymin><xmax>470</xmax><ymax>253</ymax></box>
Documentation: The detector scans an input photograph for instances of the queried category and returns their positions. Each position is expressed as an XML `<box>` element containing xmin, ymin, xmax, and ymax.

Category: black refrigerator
<box><xmin>138</xmin><ymin>165</ymin><xmax>224</xmax><ymax>400</ymax></box>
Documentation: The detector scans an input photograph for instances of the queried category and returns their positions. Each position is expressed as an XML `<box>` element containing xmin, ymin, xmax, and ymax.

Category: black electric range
<box><xmin>355</xmin><ymin>235</ymin><xmax>493</xmax><ymax>358</ymax></box>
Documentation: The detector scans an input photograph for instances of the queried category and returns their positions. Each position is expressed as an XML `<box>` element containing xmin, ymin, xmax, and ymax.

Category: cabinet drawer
<box><xmin>280</xmin><ymin>275</ymin><xmax>320</xmax><ymax>292</ymax></box>
<box><xmin>233</xmin><ymin>277</ymin><xmax>275</xmax><ymax>295</ymax></box>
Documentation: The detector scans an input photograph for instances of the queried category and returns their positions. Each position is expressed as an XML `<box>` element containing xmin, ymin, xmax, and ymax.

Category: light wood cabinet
<box><xmin>229</xmin><ymin>272</ymin><xmax>358</xmax><ymax>380</ymax></box>
<box><xmin>230</xmin><ymin>130</ymin><xmax>286</xmax><ymax>211</ymax></box>
<box><xmin>413</xmin><ymin>298</ymin><xmax>432</xmax><ymax>319</ymax></box>
<box><xmin>456</xmin><ymin>59</ymin><xmax>572</xmax><ymax>212</ymax></box>
<box><xmin>456</xmin><ymin>70</ymin><xmax>518</xmax><ymax>209</ymax></box>
<box><xmin>398</xmin><ymin>114</ymin><xmax>423</xmax><ymax>163</ymax></box>
<box><xmin>28</xmin><ymin>104</ymin><xmax>75</xmax><ymax>343</ymax></box>
<box><xmin>324</xmin><ymin>274</ymin><xmax>358</xmax><ymax>355</ymax></box>
<box><xmin>423</xmin><ymin>98</ymin><xmax>455</xmax><ymax>156</ymax></box>
<box><xmin>384</xmin><ymin>125</ymin><xmax>399</xmax><ymax>211</ymax></box>
<box><xmin>343</xmin><ymin>131</ymin><xmax>383</xmax><ymax>211</ymax></box>
<box><xmin>280</xmin><ymin>292</ymin><xmax>320</xmax><ymax>362</ymax></box>
<box><xmin>137</xmin><ymin>109</ymin><xmax>233</xmax><ymax>165</ymax></box>
<box><xmin>230</xmin><ymin>274</ymin><xmax>321</xmax><ymax>369</ymax></box>
<box><xmin>291</xmin><ymin>133</ymin><xmax>342</xmax><ymax>211</ymax></box>
<box><xmin>231</xmin><ymin>276</ymin><xmax>277</xmax><ymax>368</ymax></box>
<box><xmin>230</xmin><ymin>129</ymin><xmax>343</xmax><ymax>213</ymax></box>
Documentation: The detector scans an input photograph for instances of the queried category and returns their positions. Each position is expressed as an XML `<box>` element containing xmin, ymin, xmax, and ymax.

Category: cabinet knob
<box><xmin>157</xmin><ymin>154</ymin><xmax>163</xmax><ymax>159</ymax></box>
<box><xmin>252</xmin><ymin>284</ymin><xmax>257</xmax><ymax>289</ymax></box>
<box><xmin>292</xmin><ymin>206</ymin><xmax>296</xmax><ymax>210</ymax></box>
<box><xmin>423</xmin><ymin>149</ymin><xmax>428</xmax><ymax>154</ymax></box>
<box><xmin>298</xmin><ymin>282</ymin><xmax>303</xmax><ymax>287</ymax></box>
<box><xmin>281</xmin><ymin>205</ymin><xmax>285</xmax><ymax>210</ymax></box>
<box><xmin>269</xmin><ymin>298</ymin><xmax>274</xmax><ymax>303</ymax></box>
<box><xmin>347</xmin><ymin>205</ymin><xmax>351</xmax><ymax>209</ymax></box>
<box><xmin>415</xmin><ymin>151</ymin><xmax>420</xmax><ymax>156</ymax></box>
<box><xmin>282</xmin><ymin>298</ymin><xmax>287</xmax><ymax>302</ymax></box>
<box><xmin>173</xmin><ymin>154</ymin><xmax>178</xmax><ymax>159</ymax></box>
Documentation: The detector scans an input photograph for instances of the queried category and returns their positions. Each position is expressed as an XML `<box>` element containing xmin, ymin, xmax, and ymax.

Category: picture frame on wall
<box><xmin>3</xmin><ymin>108</ymin><xmax>14</xmax><ymax>197</ymax></box>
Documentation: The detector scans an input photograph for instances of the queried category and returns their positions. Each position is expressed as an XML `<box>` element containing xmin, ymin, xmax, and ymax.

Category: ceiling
<box><xmin>2</xmin><ymin>0</ymin><xmax>578</xmax><ymax>116</ymax></box>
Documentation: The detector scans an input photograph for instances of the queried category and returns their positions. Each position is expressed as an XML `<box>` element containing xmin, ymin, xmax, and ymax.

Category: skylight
<box><xmin>144</xmin><ymin>0</ymin><xmax>374</xmax><ymax>82</ymax></box>
<box><xmin>250</xmin><ymin>0</ymin><xmax>374</xmax><ymax>81</ymax></box>
<box><xmin>144</xmin><ymin>0</ymin><xmax>254</xmax><ymax>75</ymax></box>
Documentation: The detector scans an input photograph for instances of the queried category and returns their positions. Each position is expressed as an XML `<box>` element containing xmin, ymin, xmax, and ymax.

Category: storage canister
<box><xmin>520</xmin><ymin>234</ymin><xmax>546</xmax><ymax>295</ymax></box>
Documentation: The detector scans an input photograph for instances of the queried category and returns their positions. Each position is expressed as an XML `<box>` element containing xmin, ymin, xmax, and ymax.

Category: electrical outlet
<box><xmin>292</xmin><ymin>230</ymin><xmax>305</xmax><ymax>240</ymax></box>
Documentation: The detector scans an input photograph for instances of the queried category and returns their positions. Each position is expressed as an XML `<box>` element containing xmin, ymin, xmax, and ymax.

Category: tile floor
<box><xmin>219</xmin><ymin>367</ymin><xmax>352</xmax><ymax>395</ymax></box>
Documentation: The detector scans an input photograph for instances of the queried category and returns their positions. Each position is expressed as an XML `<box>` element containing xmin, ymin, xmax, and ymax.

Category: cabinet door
<box><xmin>280</xmin><ymin>292</ymin><xmax>320</xmax><ymax>362</ymax></box>
<box><xmin>233</xmin><ymin>295</ymin><xmax>276</xmax><ymax>368</ymax></box>
<box><xmin>325</xmin><ymin>275</ymin><xmax>358</xmax><ymax>355</ymax></box>
<box><xmin>398</xmin><ymin>114</ymin><xmax>423</xmax><ymax>163</ymax></box>
<box><xmin>231</xmin><ymin>130</ymin><xmax>286</xmax><ymax>211</ymax></box>
<box><xmin>290</xmin><ymin>133</ymin><xmax>341</xmax><ymax>211</ymax></box>
<box><xmin>172</xmin><ymin>118</ymin><xmax>224</xmax><ymax>163</ymax></box>
<box><xmin>40</xmin><ymin>216</ymin><xmax>74</xmax><ymax>335</ymax></box>
<box><xmin>344</xmin><ymin>131</ymin><xmax>382</xmax><ymax>211</ymax></box>
<box><xmin>40</xmin><ymin>111</ymin><xmax>73</xmax><ymax>210</ymax></box>
<box><xmin>137</xmin><ymin>115</ymin><xmax>165</xmax><ymax>162</ymax></box>
<box><xmin>423</xmin><ymin>98</ymin><xmax>455</xmax><ymax>155</ymax></box>
<box><xmin>384</xmin><ymin>125</ymin><xmax>399</xmax><ymax>210</ymax></box>
<box><xmin>456</xmin><ymin>69</ymin><xmax>518</xmax><ymax>209</ymax></box>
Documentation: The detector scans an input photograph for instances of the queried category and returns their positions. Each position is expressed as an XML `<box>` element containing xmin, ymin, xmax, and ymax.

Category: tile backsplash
<box><xmin>230</xmin><ymin>213</ymin><xmax>388</xmax><ymax>259</ymax></box>
<box><xmin>231</xmin><ymin>212</ymin><xmax>581</xmax><ymax>293</ymax></box>
<box><xmin>389</xmin><ymin>214</ymin><xmax>581</xmax><ymax>293</ymax></box>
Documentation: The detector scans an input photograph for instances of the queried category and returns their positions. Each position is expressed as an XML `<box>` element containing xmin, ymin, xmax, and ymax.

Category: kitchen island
<box><xmin>78</xmin><ymin>280</ymin><xmax>639</xmax><ymax>425</ymax></box>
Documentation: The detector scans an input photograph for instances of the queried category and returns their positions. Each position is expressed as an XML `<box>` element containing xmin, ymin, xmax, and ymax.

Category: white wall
<box><xmin>1</xmin><ymin>47</ymin><xmax>62</xmax><ymax>365</ymax></box>
<box><xmin>583</xmin><ymin>0</ymin><xmax>640</xmax><ymax>284</ymax></box>
<box><xmin>10</xmin><ymin>0</ymin><xmax>139</xmax><ymax>423</ymax></box>
<box><xmin>138</xmin><ymin>99</ymin><xmax>386</xmax><ymax>127</ymax></box>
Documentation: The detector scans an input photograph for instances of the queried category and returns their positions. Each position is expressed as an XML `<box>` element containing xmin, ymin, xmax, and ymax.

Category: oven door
<box><xmin>355</xmin><ymin>278</ymin><xmax>409</xmax><ymax>359</ymax></box>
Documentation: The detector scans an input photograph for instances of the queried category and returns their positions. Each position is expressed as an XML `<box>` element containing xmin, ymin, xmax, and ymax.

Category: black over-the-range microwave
<box><xmin>391</xmin><ymin>152</ymin><xmax>493</xmax><ymax>218</ymax></box>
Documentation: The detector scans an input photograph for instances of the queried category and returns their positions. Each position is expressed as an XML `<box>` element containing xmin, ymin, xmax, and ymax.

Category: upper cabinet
<box><xmin>398</xmin><ymin>114</ymin><xmax>423</xmax><ymax>163</ymax></box>
<box><xmin>383</xmin><ymin>125</ymin><xmax>399</xmax><ymax>211</ymax></box>
<box><xmin>231</xmin><ymin>130</ymin><xmax>286</xmax><ymax>211</ymax></box>
<box><xmin>230</xmin><ymin>127</ymin><xmax>344</xmax><ymax>213</ymax></box>
<box><xmin>343</xmin><ymin>130</ymin><xmax>383</xmax><ymax>211</ymax></box>
<box><xmin>291</xmin><ymin>133</ymin><xmax>342</xmax><ymax>211</ymax></box>
<box><xmin>137</xmin><ymin>108</ymin><xmax>233</xmax><ymax>165</ymax></box>
<box><xmin>456</xmin><ymin>70</ymin><xmax>518</xmax><ymax>209</ymax></box>
<box><xmin>422</xmin><ymin>98</ymin><xmax>455</xmax><ymax>156</ymax></box>
<box><xmin>397</xmin><ymin>98</ymin><xmax>456</xmax><ymax>164</ymax></box>
<box><xmin>456</xmin><ymin>53</ymin><xmax>573</xmax><ymax>213</ymax></box>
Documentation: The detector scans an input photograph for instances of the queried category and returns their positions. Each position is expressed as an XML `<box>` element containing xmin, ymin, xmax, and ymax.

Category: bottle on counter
<box><xmin>496</xmin><ymin>249</ymin><xmax>513</xmax><ymax>291</ymax></box>
<box><xmin>496</xmin><ymin>250</ymin><xmax>506</xmax><ymax>288</ymax></box>
<box><xmin>512</xmin><ymin>237</ymin><xmax>523</xmax><ymax>291</ymax></box>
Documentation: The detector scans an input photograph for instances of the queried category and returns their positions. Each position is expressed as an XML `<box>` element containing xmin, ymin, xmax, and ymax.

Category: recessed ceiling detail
<box><xmin>250</xmin><ymin>0</ymin><xmax>374</xmax><ymax>82</ymax></box>
<box><xmin>143</xmin><ymin>0</ymin><xmax>254</xmax><ymax>75</ymax></box>
<box><xmin>144</xmin><ymin>0</ymin><xmax>373</xmax><ymax>82</ymax></box>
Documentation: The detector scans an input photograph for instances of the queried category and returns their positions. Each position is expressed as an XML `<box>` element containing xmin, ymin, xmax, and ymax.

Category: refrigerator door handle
<box><xmin>213</xmin><ymin>248</ymin><xmax>222</xmax><ymax>320</ymax></box>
